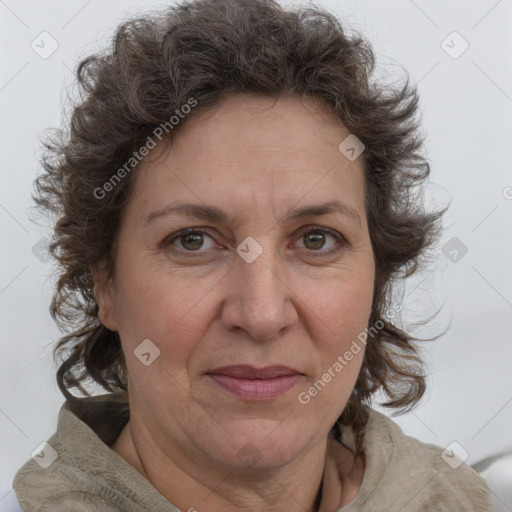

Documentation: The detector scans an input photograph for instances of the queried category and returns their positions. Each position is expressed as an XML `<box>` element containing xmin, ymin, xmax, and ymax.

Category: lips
<box><xmin>207</xmin><ymin>365</ymin><xmax>302</xmax><ymax>379</ymax></box>
<box><xmin>206</xmin><ymin>365</ymin><xmax>304</xmax><ymax>401</ymax></box>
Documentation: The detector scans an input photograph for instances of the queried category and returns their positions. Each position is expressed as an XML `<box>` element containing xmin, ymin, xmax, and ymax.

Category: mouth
<box><xmin>206</xmin><ymin>365</ymin><xmax>304</xmax><ymax>401</ymax></box>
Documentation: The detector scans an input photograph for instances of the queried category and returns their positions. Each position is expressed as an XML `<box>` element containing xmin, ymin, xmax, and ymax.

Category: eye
<box><xmin>163</xmin><ymin>226</ymin><xmax>347</xmax><ymax>257</ymax></box>
<box><xmin>294</xmin><ymin>227</ymin><xmax>346</xmax><ymax>254</ymax></box>
<box><xmin>166</xmin><ymin>228</ymin><xmax>218</xmax><ymax>252</ymax></box>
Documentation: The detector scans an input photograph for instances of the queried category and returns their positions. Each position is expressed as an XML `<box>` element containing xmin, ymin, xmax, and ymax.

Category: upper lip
<box><xmin>207</xmin><ymin>365</ymin><xmax>302</xmax><ymax>379</ymax></box>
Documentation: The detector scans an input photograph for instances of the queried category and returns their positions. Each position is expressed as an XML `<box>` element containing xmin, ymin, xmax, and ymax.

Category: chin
<box><xmin>198</xmin><ymin>418</ymin><xmax>313</xmax><ymax>469</ymax></box>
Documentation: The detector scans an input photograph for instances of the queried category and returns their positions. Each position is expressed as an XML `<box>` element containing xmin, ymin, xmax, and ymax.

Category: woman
<box><xmin>13</xmin><ymin>0</ymin><xmax>493</xmax><ymax>510</ymax></box>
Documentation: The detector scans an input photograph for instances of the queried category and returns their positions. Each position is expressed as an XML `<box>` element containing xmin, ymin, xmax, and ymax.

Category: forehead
<box><xmin>171</xmin><ymin>94</ymin><xmax>351</xmax><ymax>163</ymax></box>
<box><xmin>127</xmin><ymin>94</ymin><xmax>366</xmax><ymax>224</ymax></box>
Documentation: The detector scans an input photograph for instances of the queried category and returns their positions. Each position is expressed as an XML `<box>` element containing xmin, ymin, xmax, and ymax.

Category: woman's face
<box><xmin>97</xmin><ymin>95</ymin><xmax>375</xmax><ymax>470</ymax></box>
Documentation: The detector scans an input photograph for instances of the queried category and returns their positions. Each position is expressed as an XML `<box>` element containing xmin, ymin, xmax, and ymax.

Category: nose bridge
<box><xmin>222</xmin><ymin>240</ymin><xmax>296</xmax><ymax>340</ymax></box>
<box><xmin>242</xmin><ymin>248</ymin><xmax>282</xmax><ymax>305</ymax></box>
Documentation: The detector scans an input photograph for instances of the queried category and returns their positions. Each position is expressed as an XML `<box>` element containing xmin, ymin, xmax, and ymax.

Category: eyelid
<box><xmin>164</xmin><ymin>227</ymin><xmax>220</xmax><ymax>253</ymax></box>
<box><xmin>292</xmin><ymin>225</ymin><xmax>347</xmax><ymax>255</ymax></box>
<box><xmin>163</xmin><ymin>225</ymin><xmax>347</xmax><ymax>256</ymax></box>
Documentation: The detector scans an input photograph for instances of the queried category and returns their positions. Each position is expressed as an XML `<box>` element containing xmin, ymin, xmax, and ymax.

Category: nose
<box><xmin>220</xmin><ymin>248</ymin><xmax>298</xmax><ymax>341</ymax></box>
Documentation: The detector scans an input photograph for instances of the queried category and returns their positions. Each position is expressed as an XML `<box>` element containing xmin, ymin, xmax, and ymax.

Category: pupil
<box><xmin>305</xmin><ymin>232</ymin><xmax>325</xmax><ymax>250</ymax></box>
<box><xmin>183</xmin><ymin>233</ymin><xmax>203</xmax><ymax>250</ymax></box>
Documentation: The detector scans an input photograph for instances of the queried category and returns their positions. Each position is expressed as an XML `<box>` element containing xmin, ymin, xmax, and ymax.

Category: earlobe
<box><xmin>92</xmin><ymin>264</ymin><xmax>119</xmax><ymax>332</ymax></box>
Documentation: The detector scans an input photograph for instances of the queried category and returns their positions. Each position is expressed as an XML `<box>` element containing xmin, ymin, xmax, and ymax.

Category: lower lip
<box><xmin>207</xmin><ymin>374</ymin><xmax>303</xmax><ymax>401</ymax></box>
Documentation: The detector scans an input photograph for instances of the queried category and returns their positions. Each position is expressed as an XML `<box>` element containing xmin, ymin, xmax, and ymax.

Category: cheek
<box><xmin>112</xmin><ymin>254</ymin><xmax>216</xmax><ymax>343</ymax></box>
<box><xmin>111</xmin><ymin>260</ymin><xmax>222</xmax><ymax>398</ymax></box>
<box><xmin>296</xmin><ymin>278</ymin><xmax>372</xmax><ymax>419</ymax></box>
<box><xmin>298</xmin><ymin>269</ymin><xmax>373</xmax><ymax>414</ymax></box>
<box><xmin>307</xmin><ymin>271</ymin><xmax>374</xmax><ymax>346</ymax></box>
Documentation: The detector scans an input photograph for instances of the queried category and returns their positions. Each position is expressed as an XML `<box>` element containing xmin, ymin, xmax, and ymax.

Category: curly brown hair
<box><xmin>33</xmin><ymin>0</ymin><xmax>445</xmax><ymax>454</ymax></box>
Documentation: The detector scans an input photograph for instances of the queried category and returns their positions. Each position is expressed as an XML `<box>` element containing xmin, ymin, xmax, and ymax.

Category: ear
<box><xmin>92</xmin><ymin>261</ymin><xmax>119</xmax><ymax>332</ymax></box>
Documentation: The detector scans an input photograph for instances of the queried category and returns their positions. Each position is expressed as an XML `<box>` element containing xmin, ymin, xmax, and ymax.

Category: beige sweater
<box><xmin>13</xmin><ymin>402</ymin><xmax>493</xmax><ymax>511</ymax></box>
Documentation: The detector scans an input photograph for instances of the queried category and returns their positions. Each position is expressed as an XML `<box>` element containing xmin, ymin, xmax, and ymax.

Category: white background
<box><xmin>1</xmin><ymin>0</ymin><xmax>511</xmax><ymax>509</ymax></box>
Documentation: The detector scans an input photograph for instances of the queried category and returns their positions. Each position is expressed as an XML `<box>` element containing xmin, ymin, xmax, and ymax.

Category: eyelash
<box><xmin>163</xmin><ymin>226</ymin><xmax>348</xmax><ymax>258</ymax></box>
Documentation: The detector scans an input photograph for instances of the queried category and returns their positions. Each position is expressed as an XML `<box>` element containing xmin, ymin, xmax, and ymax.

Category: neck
<box><xmin>112</xmin><ymin>418</ymin><xmax>338</xmax><ymax>512</ymax></box>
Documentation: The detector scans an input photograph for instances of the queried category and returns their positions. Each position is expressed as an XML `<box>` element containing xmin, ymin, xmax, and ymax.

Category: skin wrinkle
<box><xmin>40</xmin><ymin>3</ymin><xmax>443</xmax><ymax>482</ymax></box>
<box><xmin>96</xmin><ymin>95</ymin><xmax>374</xmax><ymax>512</ymax></box>
<box><xmin>20</xmin><ymin>3</ymin><xmax>454</xmax><ymax>509</ymax></box>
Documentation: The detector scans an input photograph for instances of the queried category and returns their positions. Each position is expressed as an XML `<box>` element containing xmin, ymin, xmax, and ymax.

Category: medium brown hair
<box><xmin>33</xmin><ymin>0</ymin><xmax>445</xmax><ymax>453</ymax></box>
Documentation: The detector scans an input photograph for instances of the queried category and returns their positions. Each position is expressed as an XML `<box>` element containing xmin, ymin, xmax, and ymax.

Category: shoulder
<box><xmin>12</xmin><ymin>418</ymin><xmax>126</xmax><ymax>512</ymax></box>
<box><xmin>12</xmin><ymin>403</ymin><xmax>165</xmax><ymax>512</ymax></box>
<box><xmin>13</xmin><ymin>402</ymin><xmax>176</xmax><ymax>512</ymax></box>
<box><xmin>13</xmin><ymin>441</ymin><xmax>121</xmax><ymax>512</ymax></box>
<box><xmin>344</xmin><ymin>407</ymin><xmax>493</xmax><ymax>511</ymax></box>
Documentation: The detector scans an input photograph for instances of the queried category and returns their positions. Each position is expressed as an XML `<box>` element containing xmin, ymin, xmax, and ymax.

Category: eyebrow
<box><xmin>144</xmin><ymin>199</ymin><xmax>361</xmax><ymax>227</ymax></box>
